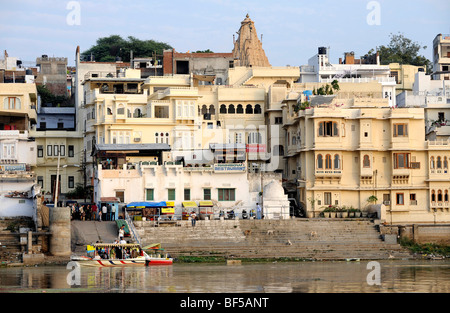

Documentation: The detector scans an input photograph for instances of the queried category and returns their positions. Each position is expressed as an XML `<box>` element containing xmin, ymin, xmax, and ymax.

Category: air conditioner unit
<box><xmin>134</xmin><ymin>138</ymin><xmax>141</xmax><ymax>142</ymax></box>
<box><xmin>383</xmin><ymin>201</ymin><xmax>390</xmax><ymax>205</ymax></box>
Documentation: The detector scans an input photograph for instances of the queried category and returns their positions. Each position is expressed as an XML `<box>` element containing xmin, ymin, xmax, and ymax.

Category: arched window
<box><xmin>254</xmin><ymin>104</ymin><xmax>262</xmax><ymax>114</ymax></box>
<box><xmin>201</xmin><ymin>105</ymin><xmax>208</xmax><ymax>115</ymax></box>
<box><xmin>133</xmin><ymin>108</ymin><xmax>142</xmax><ymax>118</ymax></box>
<box><xmin>334</xmin><ymin>154</ymin><xmax>340</xmax><ymax>169</ymax></box>
<box><xmin>228</xmin><ymin>104</ymin><xmax>235</xmax><ymax>114</ymax></box>
<box><xmin>430</xmin><ymin>157</ymin><xmax>435</xmax><ymax>169</ymax></box>
<box><xmin>444</xmin><ymin>157</ymin><xmax>448</xmax><ymax>169</ymax></box>
<box><xmin>117</xmin><ymin>105</ymin><xmax>124</xmax><ymax>115</ymax></box>
<box><xmin>438</xmin><ymin>190</ymin><xmax>443</xmax><ymax>202</ymax></box>
<box><xmin>431</xmin><ymin>190</ymin><xmax>436</xmax><ymax>202</ymax></box>
<box><xmin>437</xmin><ymin>156</ymin><xmax>442</xmax><ymax>169</ymax></box>
<box><xmin>245</xmin><ymin>104</ymin><xmax>253</xmax><ymax>114</ymax></box>
<box><xmin>236</xmin><ymin>104</ymin><xmax>244</xmax><ymax>114</ymax></box>
<box><xmin>220</xmin><ymin>104</ymin><xmax>227</xmax><ymax>114</ymax></box>
<box><xmin>325</xmin><ymin>154</ymin><xmax>332</xmax><ymax>169</ymax></box>
<box><xmin>209</xmin><ymin>104</ymin><xmax>215</xmax><ymax>115</ymax></box>
<box><xmin>317</xmin><ymin>154</ymin><xmax>323</xmax><ymax>169</ymax></box>
<box><xmin>445</xmin><ymin>190</ymin><xmax>449</xmax><ymax>202</ymax></box>
<box><xmin>363</xmin><ymin>155</ymin><xmax>370</xmax><ymax>168</ymax></box>
<box><xmin>292</xmin><ymin>136</ymin><xmax>296</xmax><ymax>145</ymax></box>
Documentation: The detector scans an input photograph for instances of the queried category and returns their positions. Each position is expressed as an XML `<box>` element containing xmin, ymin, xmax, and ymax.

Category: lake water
<box><xmin>0</xmin><ymin>260</ymin><xmax>449</xmax><ymax>293</ymax></box>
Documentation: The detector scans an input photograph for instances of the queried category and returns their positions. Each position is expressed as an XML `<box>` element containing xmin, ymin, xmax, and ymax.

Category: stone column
<box><xmin>49</xmin><ymin>207</ymin><xmax>71</xmax><ymax>256</ymax></box>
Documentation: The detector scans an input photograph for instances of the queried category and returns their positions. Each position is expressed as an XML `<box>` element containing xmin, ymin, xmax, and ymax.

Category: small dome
<box><xmin>263</xmin><ymin>180</ymin><xmax>286</xmax><ymax>199</ymax></box>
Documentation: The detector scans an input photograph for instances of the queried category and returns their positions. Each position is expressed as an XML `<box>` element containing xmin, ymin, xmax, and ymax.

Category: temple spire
<box><xmin>232</xmin><ymin>15</ymin><xmax>271</xmax><ymax>67</ymax></box>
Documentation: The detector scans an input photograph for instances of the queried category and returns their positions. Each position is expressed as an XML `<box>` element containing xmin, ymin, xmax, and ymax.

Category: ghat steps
<box><xmin>135</xmin><ymin>219</ymin><xmax>412</xmax><ymax>260</ymax></box>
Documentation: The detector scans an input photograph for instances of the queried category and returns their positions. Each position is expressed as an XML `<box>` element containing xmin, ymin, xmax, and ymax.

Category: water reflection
<box><xmin>0</xmin><ymin>260</ymin><xmax>449</xmax><ymax>293</ymax></box>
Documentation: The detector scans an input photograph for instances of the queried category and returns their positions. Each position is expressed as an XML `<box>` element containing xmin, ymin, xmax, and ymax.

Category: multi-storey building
<box><xmin>280</xmin><ymin>78</ymin><xmax>450</xmax><ymax>223</ymax></box>
<box><xmin>0</xmin><ymin>83</ymin><xmax>38</xmax><ymax>216</ymax></box>
<box><xmin>431</xmin><ymin>33</ymin><xmax>450</xmax><ymax>81</ymax></box>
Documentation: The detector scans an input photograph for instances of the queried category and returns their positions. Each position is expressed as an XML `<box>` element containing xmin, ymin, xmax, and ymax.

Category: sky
<box><xmin>0</xmin><ymin>0</ymin><xmax>449</xmax><ymax>67</ymax></box>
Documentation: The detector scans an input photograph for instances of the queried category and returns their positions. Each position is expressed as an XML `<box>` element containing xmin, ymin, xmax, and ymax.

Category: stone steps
<box><xmin>135</xmin><ymin>218</ymin><xmax>412</xmax><ymax>260</ymax></box>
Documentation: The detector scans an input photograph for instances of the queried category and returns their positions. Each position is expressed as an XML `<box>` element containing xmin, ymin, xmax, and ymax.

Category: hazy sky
<box><xmin>0</xmin><ymin>0</ymin><xmax>449</xmax><ymax>67</ymax></box>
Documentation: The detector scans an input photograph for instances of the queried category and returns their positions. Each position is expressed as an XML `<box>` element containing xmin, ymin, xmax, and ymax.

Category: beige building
<box><xmin>0</xmin><ymin>83</ymin><xmax>39</xmax><ymax>216</ymax></box>
<box><xmin>389</xmin><ymin>63</ymin><xmax>426</xmax><ymax>95</ymax></box>
<box><xmin>279</xmin><ymin>79</ymin><xmax>450</xmax><ymax>223</ymax></box>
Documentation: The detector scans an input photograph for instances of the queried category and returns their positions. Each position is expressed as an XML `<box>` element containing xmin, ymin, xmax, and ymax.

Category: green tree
<box><xmin>368</xmin><ymin>32</ymin><xmax>432</xmax><ymax>73</ymax></box>
<box><xmin>194</xmin><ymin>49</ymin><xmax>214</xmax><ymax>53</ymax></box>
<box><xmin>82</xmin><ymin>35</ymin><xmax>173</xmax><ymax>62</ymax></box>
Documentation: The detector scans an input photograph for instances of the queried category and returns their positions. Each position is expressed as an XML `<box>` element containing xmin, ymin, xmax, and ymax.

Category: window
<box><xmin>57</xmin><ymin>122</ymin><xmax>64</xmax><ymax>129</ymax></box>
<box><xmin>236</xmin><ymin>104</ymin><xmax>243</xmax><ymax>114</ymax></box>
<box><xmin>184</xmin><ymin>188</ymin><xmax>191</xmax><ymax>201</ymax></box>
<box><xmin>47</xmin><ymin>145</ymin><xmax>52</xmax><ymax>156</ymax></box>
<box><xmin>220</xmin><ymin>104</ymin><xmax>227</xmax><ymax>114</ymax></box>
<box><xmin>254</xmin><ymin>104</ymin><xmax>262</xmax><ymax>114</ymax></box>
<box><xmin>325</xmin><ymin>154</ymin><xmax>332</xmax><ymax>169</ymax></box>
<box><xmin>54</xmin><ymin>145</ymin><xmax>59</xmax><ymax>156</ymax></box>
<box><xmin>203</xmin><ymin>188</ymin><xmax>211</xmax><ymax>200</ymax></box>
<box><xmin>40</xmin><ymin>122</ymin><xmax>46</xmax><ymax>129</ymax></box>
<box><xmin>410</xmin><ymin>193</ymin><xmax>417</xmax><ymax>205</ymax></box>
<box><xmin>437</xmin><ymin>156</ymin><xmax>442</xmax><ymax>169</ymax></box>
<box><xmin>245</xmin><ymin>105</ymin><xmax>253</xmax><ymax>114</ymax></box>
<box><xmin>444</xmin><ymin>157</ymin><xmax>448</xmax><ymax>169</ymax></box>
<box><xmin>228</xmin><ymin>104</ymin><xmax>235</xmax><ymax>114</ymax></box>
<box><xmin>383</xmin><ymin>194</ymin><xmax>391</xmax><ymax>204</ymax></box>
<box><xmin>438</xmin><ymin>190</ymin><xmax>443</xmax><ymax>202</ymax></box>
<box><xmin>168</xmin><ymin>189</ymin><xmax>176</xmax><ymax>201</ymax></box>
<box><xmin>37</xmin><ymin>145</ymin><xmax>43</xmax><ymax>158</ymax></box>
<box><xmin>445</xmin><ymin>190</ymin><xmax>449</xmax><ymax>202</ymax></box>
<box><xmin>324</xmin><ymin>192</ymin><xmax>332</xmax><ymax>205</ymax></box>
<box><xmin>396</xmin><ymin>193</ymin><xmax>404</xmax><ymax>205</ymax></box>
<box><xmin>394</xmin><ymin>153</ymin><xmax>410</xmax><ymax>169</ymax></box>
<box><xmin>317</xmin><ymin>154</ymin><xmax>323</xmax><ymax>169</ymax></box>
<box><xmin>115</xmin><ymin>191</ymin><xmax>124</xmax><ymax>203</ymax></box>
<box><xmin>393</xmin><ymin>123</ymin><xmax>408</xmax><ymax>137</ymax></box>
<box><xmin>363</xmin><ymin>155</ymin><xmax>371</xmax><ymax>168</ymax></box>
<box><xmin>431</xmin><ymin>190</ymin><xmax>436</xmax><ymax>202</ymax></box>
<box><xmin>37</xmin><ymin>176</ymin><xmax>44</xmax><ymax>189</ymax></box>
<box><xmin>59</xmin><ymin>145</ymin><xmax>65</xmax><ymax>157</ymax></box>
<box><xmin>68</xmin><ymin>145</ymin><xmax>74</xmax><ymax>157</ymax></box>
<box><xmin>273</xmin><ymin>145</ymin><xmax>284</xmax><ymax>156</ymax></box>
<box><xmin>4</xmin><ymin>97</ymin><xmax>21</xmax><ymax>110</ymax></box>
<box><xmin>318</xmin><ymin>121</ymin><xmax>339</xmax><ymax>137</ymax></box>
<box><xmin>68</xmin><ymin>176</ymin><xmax>74</xmax><ymax>189</ymax></box>
<box><xmin>274</xmin><ymin>117</ymin><xmax>283</xmax><ymax>124</ymax></box>
<box><xmin>218</xmin><ymin>188</ymin><xmax>235</xmax><ymax>201</ymax></box>
<box><xmin>430</xmin><ymin>156</ymin><xmax>435</xmax><ymax>169</ymax></box>
<box><xmin>334</xmin><ymin>154</ymin><xmax>340</xmax><ymax>169</ymax></box>
<box><xmin>146</xmin><ymin>189</ymin><xmax>154</xmax><ymax>201</ymax></box>
<box><xmin>234</xmin><ymin>132</ymin><xmax>243</xmax><ymax>144</ymax></box>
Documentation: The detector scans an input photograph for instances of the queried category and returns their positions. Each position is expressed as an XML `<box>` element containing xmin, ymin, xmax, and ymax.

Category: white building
<box><xmin>299</xmin><ymin>47</ymin><xmax>397</xmax><ymax>107</ymax></box>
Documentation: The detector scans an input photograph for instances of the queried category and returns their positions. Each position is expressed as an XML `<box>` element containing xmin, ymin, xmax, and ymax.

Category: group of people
<box><xmin>69</xmin><ymin>203</ymin><xmax>116</xmax><ymax>221</ymax></box>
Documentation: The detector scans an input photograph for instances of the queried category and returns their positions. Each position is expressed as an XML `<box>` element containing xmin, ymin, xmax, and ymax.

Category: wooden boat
<box><xmin>70</xmin><ymin>243</ymin><xmax>173</xmax><ymax>267</ymax></box>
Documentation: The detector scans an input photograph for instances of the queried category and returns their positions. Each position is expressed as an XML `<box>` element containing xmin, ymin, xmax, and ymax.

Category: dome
<box><xmin>263</xmin><ymin>180</ymin><xmax>286</xmax><ymax>200</ymax></box>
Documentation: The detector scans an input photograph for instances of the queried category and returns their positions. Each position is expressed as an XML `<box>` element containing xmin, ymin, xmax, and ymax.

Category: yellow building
<box><xmin>389</xmin><ymin>63</ymin><xmax>426</xmax><ymax>95</ymax></box>
<box><xmin>280</xmin><ymin>80</ymin><xmax>450</xmax><ymax>223</ymax></box>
